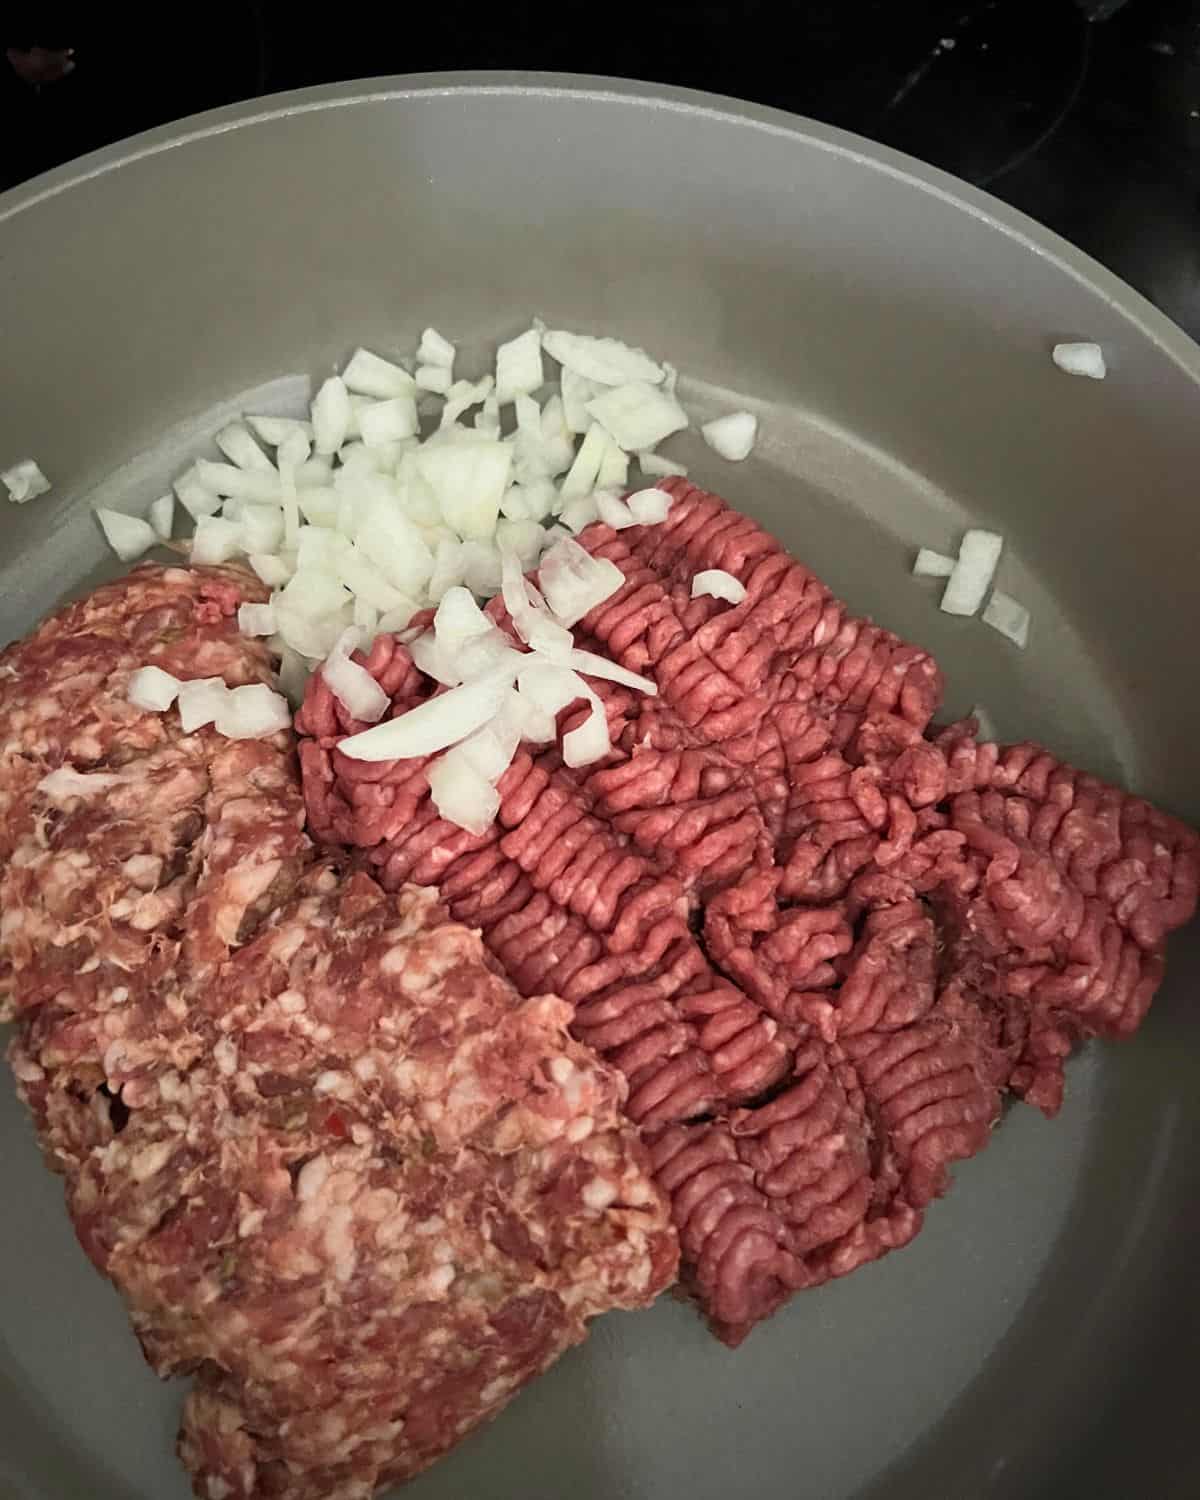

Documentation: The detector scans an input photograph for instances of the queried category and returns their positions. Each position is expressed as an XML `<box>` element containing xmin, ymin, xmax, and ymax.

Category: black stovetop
<box><xmin>3</xmin><ymin>0</ymin><xmax>1199</xmax><ymax>335</ymax></box>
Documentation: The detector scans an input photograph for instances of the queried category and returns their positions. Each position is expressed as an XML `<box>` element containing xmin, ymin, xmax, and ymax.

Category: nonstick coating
<box><xmin>0</xmin><ymin>76</ymin><xmax>1196</xmax><ymax>1500</ymax></box>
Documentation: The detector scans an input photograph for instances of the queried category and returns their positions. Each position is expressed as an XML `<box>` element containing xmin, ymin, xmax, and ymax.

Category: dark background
<box><xmin>4</xmin><ymin>0</ymin><xmax>1200</xmax><ymax>335</ymax></box>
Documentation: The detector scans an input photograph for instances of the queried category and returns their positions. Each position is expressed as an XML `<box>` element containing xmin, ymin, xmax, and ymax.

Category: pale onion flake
<box><xmin>982</xmin><ymin>589</ymin><xmax>1030</xmax><ymax>649</ymax></box>
<box><xmin>691</xmin><ymin>568</ymin><xmax>747</xmax><ymax>604</ymax></box>
<box><xmin>127</xmin><ymin>665</ymin><xmax>182</xmax><ymax>712</ymax></box>
<box><xmin>912</xmin><ymin>547</ymin><xmax>956</xmax><ymax>579</ymax></box>
<box><xmin>96</xmin><ymin>507</ymin><xmax>157</xmax><ymax>562</ymax></box>
<box><xmin>701</xmin><ymin>411</ymin><xmax>757</xmax><ymax>461</ymax></box>
<box><xmin>1052</xmin><ymin>342</ymin><xmax>1106</xmax><ymax>380</ymax></box>
<box><xmin>941</xmin><ymin>530</ymin><xmax>1003</xmax><ymax>617</ymax></box>
<box><xmin>2</xmin><ymin>458</ymin><xmax>51</xmax><ymax>504</ymax></box>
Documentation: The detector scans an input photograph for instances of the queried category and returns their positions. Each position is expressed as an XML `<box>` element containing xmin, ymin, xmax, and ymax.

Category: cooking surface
<box><xmin>1</xmin><ymin>78</ymin><xmax>1198</xmax><ymax>1500</ymax></box>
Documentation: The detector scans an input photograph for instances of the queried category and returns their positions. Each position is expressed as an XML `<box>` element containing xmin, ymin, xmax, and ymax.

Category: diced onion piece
<box><xmin>691</xmin><ymin>568</ymin><xmax>747</xmax><ymax>605</ymax></box>
<box><xmin>625</xmin><ymin>487</ymin><xmax>672</xmax><ymax>524</ymax></box>
<box><xmin>538</xmin><ymin>536</ymin><xmax>624</xmax><ymax>627</ymax></box>
<box><xmin>294</xmin><ymin>455</ymin><xmax>329</xmax><ymax>488</ymax></box>
<box><xmin>427</xmin><ymin>752</ymin><xmax>500</xmax><ymax>835</ymax></box>
<box><xmin>195</xmin><ymin>460</ymin><xmax>281</xmax><ymax>504</ymax></box>
<box><xmin>353</xmin><ymin>596</ymin><xmax>379</xmax><ymax>638</ymax></box>
<box><xmin>339</xmin><ymin>668</ymin><xmax>513</xmax><ymax>761</ymax></box>
<box><xmin>355</xmin><ymin>483</ymin><xmax>434</xmax><ymax>594</ymax></box>
<box><xmin>238</xmin><ymin>603</ymin><xmax>277</xmax><ymax>637</ymax></box>
<box><xmin>475</xmin><ymin>394</ymin><xmax>501</xmax><ymax>436</ymax></box>
<box><xmin>2</xmin><ymin>458</ymin><xmax>51</xmax><ymax>503</ymax></box>
<box><xmin>516</xmin><ymin>660</ymin><xmax>587</xmax><ymax>717</ymax></box>
<box><xmin>296</xmin><ymin>525</ymin><xmax>350</xmax><ymax>576</ymax></box>
<box><xmin>174</xmin><ymin>465</ymin><xmax>221</xmax><ymax>519</ymax></box>
<box><xmin>981</xmin><ymin>589</ymin><xmax>1030</xmax><ymax>649</ymax></box>
<box><xmin>913</xmin><ymin>547</ymin><xmax>955</xmax><ymax>579</ymax></box>
<box><xmin>586</xmin><ymin>381</ymin><xmax>688</xmax><ymax>453</ymax></box>
<box><xmin>701</xmin><ymin>411</ymin><xmax>758</xmax><ymax>461</ymax></box>
<box><xmin>127</xmin><ymin>665</ymin><xmax>181</xmax><ymax>712</ymax></box>
<box><xmin>377</xmin><ymin>603</ymin><xmax>417</xmax><ymax>635</ymax></box>
<box><xmin>311</xmin><ymin>376</ymin><xmax>352</xmax><ymax>455</ymax></box>
<box><xmin>542</xmin><ymin>330</ymin><xmax>664</xmax><ymax>386</ymax></box>
<box><xmin>416</xmin><ymin>441</ymin><xmax>512</xmax><ymax>540</ymax></box>
<box><xmin>453</xmin><ymin>721</ymin><xmax>520</xmax><ymax>783</ymax></box>
<box><xmin>418</xmin><ymin>327</ymin><xmax>456</xmax><ymax>369</ymax></box>
<box><xmin>410</xmin><ymin>630</ymin><xmax>461</xmax><ymax>686</ymax></box>
<box><xmin>495</xmin><ymin>518</ymin><xmax>544</xmax><ymax>570</ymax></box>
<box><xmin>247</xmin><ymin>415</ymin><xmax>313</xmax><ymax>448</ymax></box>
<box><xmin>359</xmin><ymin>395</ymin><xmax>419</xmax><ymax>447</ymax></box>
<box><xmin>496</xmin><ymin>328</ymin><xmax>544</xmax><ymax>404</ymax></box>
<box><xmin>428</xmin><ymin>537</ymin><xmax>466</xmax><ymax>602</ymax></box>
<box><xmin>501</xmin><ymin>550</ymin><xmax>572</xmax><ymax>657</ymax></box>
<box><xmin>637</xmin><ymin>450</ymin><xmax>687</xmax><ymax>479</ymax></box>
<box><xmin>971</xmin><ymin>703</ymin><xmax>998</xmax><ymax>744</ymax></box>
<box><xmin>191</xmin><ymin>515</ymin><xmax>244</xmax><ymax>565</ymax></box>
<box><xmin>435</xmin><ymin>586</ymin><xmax>493</xmax><ymax>651</ymax></box>
<box><xmin>443</xmin><ymin>376</ymin><xmax>495</xmax><ymax>427</ymax></box>
<box><xmin>559</xmin><ymin>423</ymin><xmax>610</xmax><ymax>502</ymax></box>
<box><xmin>215</xmin><ymin>683</ymin><xmax>292</xmax><ymax>740</ymax></box>
<box><xmin>249</xmin><ymin>552</ymin><xmax>293</xmax><ymax>588</ymax></box>
<box><xmin>215</xmin><ymin>422</ymin><xmax>274</xmax><ymax>473</ymax></box>
<box><xmin>941</xmin><ymin>530</ymin><xmax>1003</xmax><ymax>617</ymax></box>
<box><xmin>321</xmin><ymin>628</ymin><xmax>389</xmax><ymax>723</ymax></box>
<box><xmin>569</xmin><ymin>648</ymin><xmax>657</xmax><ymax>695</ymax></box>
<box><xmin>237</xmin><ymin>502</ymin><xmax>284</xmax><ymax>553</ymax></box>
<box><xmin>595</xmin><ymin>491</ymin><xmax>636</xmax><ymax>530</ymax></box>
<box><xmin>96</xmin><ymin>507</ymin><xmax>157</xmax><ymax>562</ymax></box>
<box><xmin>563</xmin><ymin>692</ymin><xmax>610</xmax><ymax>767</ymax></box>
<box><xmin>274</xmin><ymin>642</ymin><xmax>311</xmax><ymax>708</ymax></box>
<box><xmin>416</xmin><ymin>365</ymin><xmax>453</xmax><ymax>395</ymax></box>
<box><xmin>561</xmin><ymin>369</ymin><xmax>603</xmax><ymax>434</ymax></box>
<box><xmin>148</xmin><ymin>492</ymin><xmax>175</xmax><ymax>539</ymax></box>
<box><xmin>559</xmin><ymin>494</ymin><xmax>600</xmax><ymax>534</ymax></box>
<box><xmin>596</xmin><ymin>436</ymin><xmax>629</xmax><ymax>491</ymax></box>
<box><xmin>343</xmin><ymin>347</ymin><xmax>416</xmax><ymax>398</ymax></box>
<box><xmin>337</xmin><ymin>544</ymin><xmax>413</xmax><ymax>612</ymax></box>
<box><xmin>456</xmin><ymin>628</ymin><xmax>522</xmax><ymax>683</ymax></box>
<box><xmin>177</xmin><ymin>677</ymin><xmax>231</xmax><ymax>732</ymax></box>
<box><xmin>1052</xmin><ymin>341</ymin><xmax>1106</xmax><ymax>379</ymax></box>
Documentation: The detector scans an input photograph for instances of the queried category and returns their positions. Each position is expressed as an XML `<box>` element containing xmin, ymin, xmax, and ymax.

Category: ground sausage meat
<box><xmin>1</xmin><ymin>565</ymin><xmax>676</xmax><ymax>1500</ymax></box>
<box><xmin>297</xmin><ymin>478</ymin><xmax>1200</xmax><ymax>1345</ymax></box>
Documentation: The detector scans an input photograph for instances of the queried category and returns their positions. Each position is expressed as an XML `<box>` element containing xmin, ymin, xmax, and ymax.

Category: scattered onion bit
<box><xmin>691</xmin><ymin>568</ymin><xmax>747</xmax><ymax>605</ymax></box>
<box><xmin>3</xmin><ymin>458</ymin><xmax>51</xmax><ymax>504</ymax></box>
<box><xmin>1052</xmin><ymin>342</ymin><xmax>1106</xmax><ymax>380</ymax></box>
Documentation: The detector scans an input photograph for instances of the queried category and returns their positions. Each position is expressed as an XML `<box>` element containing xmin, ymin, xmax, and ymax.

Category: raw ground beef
<box><xmin>0</xmin><ymin>565</ymin><xmax>675</xmax><ymax>1500</ymax></box>
<box><xmin>298</xmin><ymin>478</ymin><xmax>1200</xmax><ymax>1345</ymax></box>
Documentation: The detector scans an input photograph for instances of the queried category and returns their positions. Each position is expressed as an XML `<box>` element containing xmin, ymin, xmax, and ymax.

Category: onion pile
<box><xmin>911</xmin><ymin>529</ymin><xmax>1030</xmax><ymax>649</ymax></box>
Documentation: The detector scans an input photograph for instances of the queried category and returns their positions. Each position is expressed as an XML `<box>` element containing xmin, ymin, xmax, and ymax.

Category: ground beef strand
<box><xmin>297</xmin><ymin>478</ymin><xmax>1200</xmax><ymax>1346</ymax></box>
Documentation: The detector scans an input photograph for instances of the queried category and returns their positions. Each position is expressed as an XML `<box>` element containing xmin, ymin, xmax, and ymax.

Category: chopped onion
<box><xmin>355</xmin><ymin>485</ymin><xmax>434</xmax><ymax>595</ymax></box>
<box><xmin>2</xmin><ymin>458</ymin><xmax>51</xmax><ymax>504</ymax></box>
<box><xmin>215</xmin><ymin>683</ymin><xmax>292</xmax><ymax>740</ymax></box>
<box><xmin>452</xmin><ymin>721</ymin><xmax>520</xmax><ymax>783</ymax></box>
<box><xmin>96</xmin><ymin>507</ymin><xmax>157</xmax><ymax>562</ymax></box>
<box><xmin>542</xmin><ymin>330</ymin><xmax>664</xmax><ymax>386</ymax></box>
<box><xmin>558</xmin><ymin>423</ymin><xmax>610</xmax><ymax>502</ymax></box>
<box><xmin>941</xmin><ymin>530</ymin><xmax>1003</xmax><ymax>617</ymax></box>
<box><xmin>496</xmin><ymin>328</ymin><xmax>544</xmax><ymax>404</ymax></box>
<box><xmin>247</xmin><ymin>415</ymin><xmax>313</xmax><ymax>448</ymax></box>
<box><xmin>337</xmin><ymin>544</ymin><xmax>413</xmax><ymax>612</ymax></box>
<box><xmin>443</xmin><ymin>375</ymin><xmax>494</xmax><ymax>427</ymax></box>
<box><xmin>311</xmin><ymin>376</ymin><xmax>352</xmax><ymax>455</ymax></box>
<box><xmin>559</xmin><ymin>493</ymin><xmax>600</xmax><ymax>534</ymax></box>
<box><xmin>297</xmin><ymin>526</ymin><xmax>350</xmax><ymax>576</ymax></box>
<box><xmin>691</xmin><ymin>568</ymin><xmax>747</xmax><ymax>604</ymax></box>
<box><xmin>249</xmin><ymin>552</ymin><xmax>293</xmax><ymax>588</ymax></box>
<box><xmin>586</xmin><ymin>381</ymin><xmax>688</xmax><ymax>453</ymax></box>
<box><xmin>701</xmin><ymin>411</ymin><xmax>757</xmax><ymax>461</ymax></box>
<box><xmin>410</xmin><ymin>630</ymin><xmax>461</xmax><ymax>686</ymax></box>
<box><xmin>475</xmin><ymin>394</ymin><xmax>501</xmax><ymax>436</ymax></box>
<box><xmin>912</xmin><ymin>547</ymin><xmax>955</xmax><ymax>579</ymax></box>
<box><xmin>595</xmin><ymin>491</ymin><xmax>637</xmax><ymax>530</ymax></box>
<box><xmin>501</xmin><ymin>550</ymin><xmax>571</xmax><ymax>657</ymax></box>
<box><xmin>236</xmin><ymin>502</ymin><xmax>283</xmax><ymax>553</ymax></box>
<box><xmin>196</xmin><ymin>460</ymin><xmax>281</xmax><ymax>504</ymax></box>
<box><xmin>1052</xmin><ymin>342</ymin><xmax>1106</xmax><ymax>379</ymax></box>
<box><xmin>416</xmin><ymin>365</ymin><xmax>453</xmax><ymax>395</ymax></box>
<box><xmin>495</xmin><ymin>518</ymin><xmax>543</xmax><ymax>570</ymax></box>
<box><xmin>637</xmin><ymin>450</ymin><xmax>687</xmax><ymax>479</ymax></box>
<box><xmin>237</xmin><ymin>603</ymin><xmax>277</xmax><ymax>637</ymax></box>
<box><xmin>377</xmin><ymin>603</ymin><xmax>417</xmax><ymax>634</ymax></box>
<box><xmin>339</xmin><ymin>667</ymin><xmax>513</xmax><ymax>761</ymax></box>
<box><xmin>971</xmin><ymin>703</ymin><xmax>998</xmax><ymax>743</ymax></box>
<box><xmin>274</xmin><ymin>642</ymin><xmax>311</xmax><ymax>708</ymax></box>
<box><xmin>343</xmin><ymin>347</ymin><xmax>416</xmax><ymax>398</ymax></box>
<box><xmin>982</xmin><ymin>589</ymin><xmax>1030</xmax><ymax>648</ymax></box>
<box><xmin>174</xmin><ymin>465</ymin><xmax>221</xmax><ymax>519</ymax></box>
<box><xmin>177</xmin><ymin>677</ymin><xmax>231</xmax><ymax>732</ymax></box>
<box><xmin>538</xmin><ymin>537</ymin><xmax>624</xmax><ymax>627</ymax></box>
<box><xmin>215</xmin><ymin>422</ymin><xmax>274</xmax><ymax>473</ymax></box>
<box><xmin>191</xmin><ymin>515</ymin><xmax>244</xmax><ymax>565</ymax></box>
<box><xmin>359</xmin><ymin>395</ymin><xmax>419</xmax><ymax>447</ymax></box>
<box><xmin>625</xmin><ymin>487</ymin><xmax>672</xmax><ymax>524</ymax></box>
<box><xmin>148</xmin><ymin>492</ymin><xmax>175</xmax><ymax>540</ymax></box>
<box><xmin>596</xmin><ymin>436</ymin><xmax>630</xmax><ymax>491</ymax></box>
<box><xmin>127</xmin><ymin>665</ymin><xmax>181</xmax><ymax>711</ymax></box>
<box><xmin>460</xmin><ymin>539</ymin><xmax>503</xmax><ymax>596</ymax></box>
<box><xmin>563</xmin><ymin>691</ymin><xmax>610</xmax><ymax>767</ymax></box>
<box><xmin>435</xmin><ymin>586</ymin><xmax>493</xmax><ymax>651</ymax></box>
<box><xmin>457</xmin><ymin>628</ymin><xmax>522</xmax><ymax>683</ymax></box>
<box><xmin>416</xmin><ymin>442</ymin><xmax>512</xmax><ymax>540</ymax></box>
<box><xmin>516</xmin><ymin>660</ymin><xmax>588</xmax><ymax>718</ymax></box>
<box><xmin>428</xmin><ymin>537</ymin><xmax>466</xmax><ymax>602</ymax></box>
<box><xmin>426</xmin><ymin>752</ymin><xmax>500</xmax><ymax>835</ymax></box>
<box><xmin>418</xmin><ymin>327</ymin><xmax>456</xmax><ymax>369</ymax></box>
<box><xmin>561</xmin><ymin>368</ymin><xmax>603</xmax><ymax>434</ymax></box>
<box><xmin>569</xmin><ymin>648</ymin><xmax>657</xmax><ymax>695</ymax></box>
<box><xmin>321</xmin><ymin>628</ymin><xmax>389</xmax><ymax>723</ymax></box>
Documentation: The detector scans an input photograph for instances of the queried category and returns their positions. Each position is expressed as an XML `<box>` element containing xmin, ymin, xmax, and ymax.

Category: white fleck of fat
<box><xmin>130</xmin><ymin>1139</ymin><xmax>173</xmax><ymax>1183</ymax></box>
<box><xmin>276</xmin><ymin>989</ymin><xmax>305</xmax><ymax>1015</ymax></box>
<box><xmin>324</xmin><ymin>1204</ymin><xmax>357</xmax><ymax>1283</ymax></box>
<box><xmin>566</xmin><ymin>1114</ymin><xmax>594</xmax><ymax>1144</ymax></box>
<box><xmin>296</xmin><ymin>1154</ymin><xmax>330</xmax><ymax>1203</ymax></box>
<box><xmin>480</xmin><ymin>1377</ymin><xmax>512</xmax><ymax>1407</ymax></box>
<box><xmin>238</xmin><ymin>1207</ymin><xmax>266</xmax><ymax>1239</ymax></box>
<box><xmin>11</xmin><ymin>1053</ymin><xmax>45</xmax><ymax>1084</ymax></box>
<box><xmin>581</xmin><ymin>1176</ymin><xmax>619</xmax><ymax>1213</ymax></box>
<box><xmin>315</xmin><ymin>1069</ymin><xmax>353</xmax><ymax>1099</ymax></box>
<box><xmin>351</xmin><ymin>1054</ymin><xmax>377</xmax><ymax>1082</ymax></box>
<box><xmin>548</xmin><ymin>1055</ymin><xmax>574</xmax><ymax>1086</ymax></box>
<box><xmin>213</xmin><ymin>1037</ymin><xmax>238</xmax><ymax>1077</ymax></box>
<box><xmin>426</xmin><ymin>1263</ymin><xmax>455</xmax><ymax>1296</ymax></box>
<box><xmin>415</xmin><ymin>1216</ymin><xmax>446</xmax><ymax>1237</ymax></box>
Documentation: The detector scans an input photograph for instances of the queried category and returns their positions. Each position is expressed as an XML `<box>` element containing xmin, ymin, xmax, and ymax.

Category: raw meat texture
<box><xmin>299</xmin><ymin>479</ymin><xmax>1200</xmax><ymax>1345</ymax></box>
<box><xmin>0</xmin><ymin>566</ymin><xmax>674</xmax><ymax>1500</ymax></box>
